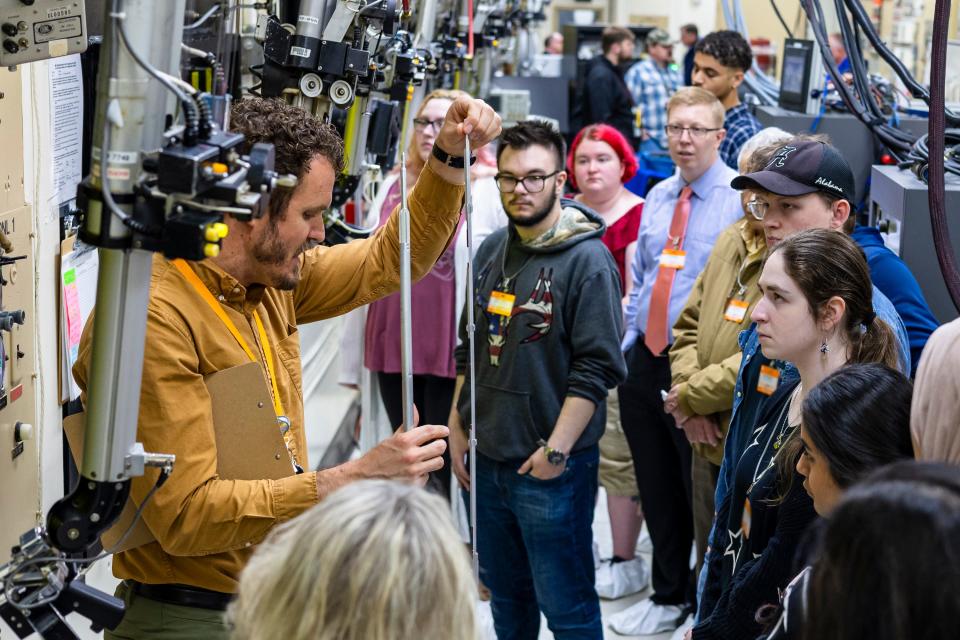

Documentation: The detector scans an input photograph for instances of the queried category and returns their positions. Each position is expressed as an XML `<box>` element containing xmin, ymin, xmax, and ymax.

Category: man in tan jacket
<box><xmin>664</xmin><ymin>134</ymin><xmax>788</xmax><ymax>585</ymax></box>
<box><xmin>73</xmin><ymin>95</ymin><xmax>501</xmax><ymax>639</ymax></box>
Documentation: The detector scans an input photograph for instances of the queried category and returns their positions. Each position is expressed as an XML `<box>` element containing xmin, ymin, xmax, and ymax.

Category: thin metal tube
<box><xmin>465</xmin><ymin>135</ymin><xmax>479</xmax><ymax>577</ymax></box>
<box><xmin>399</xmin><ymin>152</ymin><xmax>415</xmax><ymax>430</ymax></box>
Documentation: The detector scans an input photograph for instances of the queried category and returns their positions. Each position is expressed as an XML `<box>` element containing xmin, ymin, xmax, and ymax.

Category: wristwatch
<box><xmin>538</xmin><ymin>439</ymin><xmax>567</xmax><ymax>466</ymax></box>
<box><xmin>432</xmin><ymin>143</ymin><xmax>477</xmax><ymax>169</ymax></box>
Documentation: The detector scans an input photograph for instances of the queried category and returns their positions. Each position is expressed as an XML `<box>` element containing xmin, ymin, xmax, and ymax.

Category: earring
<box><xmin>819</xmin><ymin>337</ymin><xmax>830</xmax><ymax>355</ymax></box>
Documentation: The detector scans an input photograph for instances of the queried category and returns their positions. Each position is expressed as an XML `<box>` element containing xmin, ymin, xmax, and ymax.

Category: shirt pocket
<box><xmin>275</xmin><ymin>323</ymin><xmax>302</xmax><ymax>397</ymax></box>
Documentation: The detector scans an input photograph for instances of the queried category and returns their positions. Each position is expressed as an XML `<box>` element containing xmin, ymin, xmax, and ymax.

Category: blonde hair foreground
<box><xmin>228</xmin><ymin>480</ymin><xmax>478</xmax><ymax>640</ymax></box>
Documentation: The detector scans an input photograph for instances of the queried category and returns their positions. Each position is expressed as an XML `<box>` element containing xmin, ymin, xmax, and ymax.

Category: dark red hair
<box><xmin>566</xmin><ymin>124</ymin><xmax>638</xmax><ymax>191</ymax></box>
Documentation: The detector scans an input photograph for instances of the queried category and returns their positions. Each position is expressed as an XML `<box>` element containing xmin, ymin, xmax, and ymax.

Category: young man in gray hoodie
<box><xmin>448</xmin><ymin>120</ymin><xmax>626</xmax><ymax>639</ymax></box>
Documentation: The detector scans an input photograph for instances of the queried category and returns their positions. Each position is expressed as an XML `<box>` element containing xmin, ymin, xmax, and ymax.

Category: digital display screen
<box><xmin>781</xmin><ymin>54</ymin><xmax>807</xmax><ymax>95</ymax></box>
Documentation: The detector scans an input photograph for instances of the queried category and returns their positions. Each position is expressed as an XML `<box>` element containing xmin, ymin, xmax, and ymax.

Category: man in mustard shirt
<box><xmin>73</xmin><ymin>95</ymin><xmax>501</xmax><ymax>639</ymax></box>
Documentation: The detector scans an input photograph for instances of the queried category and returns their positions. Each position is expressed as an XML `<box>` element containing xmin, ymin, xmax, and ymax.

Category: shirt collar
<box><xmin>185</xmin><ymin>258</ymin><xmax>266</xmax><ymax>314</ymax></box>
<box><xmin>725</xmin><ymin>103</ymin><xmax>750</xmax><ymax>122</ymax></box>
<box><xmin>737</xmin><ymin>218</ymin><xmax>766</xmax><ymax>255</ymax></box>
<box><xmin>681</xmin><ymin>157</ymin><xmax>731</xmax><ymax>200</ymax></box>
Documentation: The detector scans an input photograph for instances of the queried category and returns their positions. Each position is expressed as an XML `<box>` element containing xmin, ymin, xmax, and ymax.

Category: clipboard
<box><xmin>63</xmin><ymin>361</ymin><xmax>294</xmax><ymax>553</ymax></box>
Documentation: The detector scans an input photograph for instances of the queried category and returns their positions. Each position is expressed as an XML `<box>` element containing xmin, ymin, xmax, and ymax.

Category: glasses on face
<box><xmin>665</xmin><ymin>124</ymin><xmax>722</xmax><ymax>139</ymax></box>
<box><xmin>746</xmin><ymin>198</ymin><xmax>769</xmax><ymax>220</ymax></box>
<box><xmin>413</xmin><ymin>118</ymin><xmax>444</xmax><ymax>134</ymax></box>
<box><xmin>494</xmin><ymin>171</ymin><xmax>561</xmax><ymax>194</ymax></box>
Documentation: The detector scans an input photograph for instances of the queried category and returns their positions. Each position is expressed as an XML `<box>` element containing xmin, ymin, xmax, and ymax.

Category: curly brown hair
<box><xmin>230</xmin><ymin>97</ymin><xmax>345</xmax><ymax>219</ymax></box>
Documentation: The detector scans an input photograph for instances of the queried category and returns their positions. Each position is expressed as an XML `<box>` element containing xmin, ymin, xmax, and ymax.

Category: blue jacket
<box><xmin>852</xmin><ymin>225</ymin><xmax>939</xmax><ymax>376</ymax></box>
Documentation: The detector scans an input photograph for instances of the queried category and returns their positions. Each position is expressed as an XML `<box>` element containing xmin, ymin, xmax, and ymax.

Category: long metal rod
<box><xmin>399</xmin><ymin>152</ymin><xmax>415</xmax><ymax>430</ymax></box>
<box><xmin>464</xmin><ymin>135</ymin><xmax>479</xmax><ymax>577</ymax></box>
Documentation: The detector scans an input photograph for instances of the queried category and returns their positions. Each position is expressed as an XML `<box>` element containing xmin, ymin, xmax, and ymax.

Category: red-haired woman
<box><xmin>568</xmin><ymin>123</ymin><xmax>647</xmax><ymax>599</ymax></box>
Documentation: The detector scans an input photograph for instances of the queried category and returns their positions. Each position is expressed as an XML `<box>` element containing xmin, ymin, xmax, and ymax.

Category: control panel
<box><xmin>0</xmin><ymin>205</ymin><xmax>37</xmax><ymax>553</ymax></box>
<box><xmin>0</xmin><ymin>67</ymin><xmax>36</xmax><ymax>555</ymax></box>
<box><xmin>0</xmin><ymin>0</ymin><xmax>86</xmax><ymax>67</ymax></box>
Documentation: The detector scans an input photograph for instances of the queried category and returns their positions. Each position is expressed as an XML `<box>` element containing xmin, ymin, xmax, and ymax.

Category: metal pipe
<box><xmin>464</xmin><ymin>134</ymin><xmax>478</xmax><ymax>577</ymax></box>
<box><xmin>82</xmin><ymin>0</ymin><xmax>188</xmax><ymax>482</ymax></box>
<box><xmin>399</xmin><ymin>152</ymin><xmax>415</xmax><ymax>430</ymax></box>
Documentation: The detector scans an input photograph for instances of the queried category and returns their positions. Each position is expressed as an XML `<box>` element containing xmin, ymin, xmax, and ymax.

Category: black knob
<box><xmin>1</xmin><ymin>24</ymin><xmax>17</xmax><ymax>38</ymax></box>
<box><xmin>3</xmin><ymin>40</ymin><xmax>19</xmax><ymax>54</ymax></box>
<box><xmin>20</xmin><ymin>1</ymin><xmax>35</xmax><ymax>6</ymax></box>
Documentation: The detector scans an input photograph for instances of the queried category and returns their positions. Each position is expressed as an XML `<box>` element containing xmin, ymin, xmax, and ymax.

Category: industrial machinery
<box><xmin>870</xmin><ymin>165</ymin><xmax>960</xmax><ymax>323</ymax></box>
<box><xmin>0</xmin><ymin>0</ymin><xmax>956</xmax><ymax>638</ymax></box>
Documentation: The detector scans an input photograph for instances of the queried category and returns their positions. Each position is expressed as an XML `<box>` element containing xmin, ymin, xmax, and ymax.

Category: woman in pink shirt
<box><xmin>363</xmin><ymin>90</ymin><xmax>504</xmax><ymax>499</ymax></box>
<box><xmin>569</xmin><ymin>123</ymin><xmax>647</xmax><ymax>598</ymax></box>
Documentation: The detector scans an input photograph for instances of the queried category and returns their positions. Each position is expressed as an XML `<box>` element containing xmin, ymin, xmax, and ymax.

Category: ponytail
<box><xmin>851</xmin><ymin>317</ymin><xmax>901</xmax><ymax>371</ymax></box>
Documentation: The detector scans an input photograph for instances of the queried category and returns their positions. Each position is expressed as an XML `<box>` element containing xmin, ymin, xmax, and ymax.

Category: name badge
<box><xmin>723</xmin><ymin>298</ymin><xmax>750</xmax><ymax>323</ymax></box>
<box><xmin>487</xmin><ymin>290</ymin><xmax>516</xmax><ymax>317</ymax></box>
<box><xmin>659</xmin><ymin>249</ymin><xmax>686</xmax><ymax>270</ymax></box>
<box><xmin>757</xmin><ymin>365</ymin><xmax>780</xmax><ymax>396</ymax></box>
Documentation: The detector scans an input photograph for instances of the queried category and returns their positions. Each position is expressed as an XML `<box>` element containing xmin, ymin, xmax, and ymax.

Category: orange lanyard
<box><xmin>172</xmin><ymin>259</ymin><xmax>285</xmax><ymax>419</ymax></box>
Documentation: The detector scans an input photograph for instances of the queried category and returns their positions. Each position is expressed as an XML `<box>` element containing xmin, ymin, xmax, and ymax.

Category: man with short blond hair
<box><xmin>609</xmin><ymin>87</ymin><xmax>743</xmax><ymax>636</ymax></box>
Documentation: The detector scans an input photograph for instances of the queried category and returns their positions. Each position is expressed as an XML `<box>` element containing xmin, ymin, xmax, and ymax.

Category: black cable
<box><xmin>927</xmin><ymin>0</ymin><xmax>960</xmax><ymax>312</ymax></box>
<box><xmin>842</xmin><ymin>0</ymin><xmax>960</xmax><ymax>126</ymax></box>
<box><xmin>770</xmin><ymin>0</ymin><xmax>794</xmax><ymax>38</ymax></box>
<box><xmin>800</xmin><ymin>0</ymin><xmax>913</xmax><ymax>160</ymax></box>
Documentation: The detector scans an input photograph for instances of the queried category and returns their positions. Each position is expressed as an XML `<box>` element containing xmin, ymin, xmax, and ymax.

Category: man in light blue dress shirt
<box><xmin>609</xmin><ymin>87</ymin><xmax>744</xmax><ymax>637</ymax></box>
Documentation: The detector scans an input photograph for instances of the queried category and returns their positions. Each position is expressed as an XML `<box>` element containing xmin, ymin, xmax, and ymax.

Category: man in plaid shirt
<box><xmin>692</xmin><ymin>30</ymin><xmax>762</xmax><ymax>168</ymax></box>
<box><xmin>625</xmin><ymin>28</ymin><xmax>683</xmax><ymax>152</ymax></box>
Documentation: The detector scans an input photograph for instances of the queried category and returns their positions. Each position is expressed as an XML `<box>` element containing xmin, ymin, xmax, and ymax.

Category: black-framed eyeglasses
<box><xmin>412</xmin><ymin>118</ymin><xmax>444</xmax><ymax>133</ymax></box>
<box><xmin>664</xmin><ymin>124</ymin><xmax>722</xmax><ymax>139</ymax></box>
<box><xmin>494</xmin><ymin>171</ymin><xmax>561</xmax><ymax>193</ymax></box>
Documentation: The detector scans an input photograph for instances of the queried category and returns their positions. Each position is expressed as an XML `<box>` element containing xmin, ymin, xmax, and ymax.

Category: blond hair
<box><xmin>666</xmin><ymin>86</ymin><xmax>725</xmax><ymax>128</ymax></box>
<box><xmin>228</xmin><ymin>480</ymin><xmax>478</xmax><ymax>640</ymax></box>
<box><xmin>407</xmin><ymin>89</ymin><xmax>469</xmax><ymax>174</ymax></box>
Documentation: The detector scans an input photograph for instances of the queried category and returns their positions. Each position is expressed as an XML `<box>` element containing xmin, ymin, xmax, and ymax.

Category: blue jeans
<box><xmin>468</xmin><ymin>446</ymin><xmax>602</xmax><ymax>640</ymax></box>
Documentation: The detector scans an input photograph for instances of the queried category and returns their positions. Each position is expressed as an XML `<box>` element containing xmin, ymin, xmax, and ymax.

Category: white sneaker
<box><xmin>669</xmin><ymin>613</ymin><xmax>694</xmax><ymax>640</ymax></box>
<box><xmin>476</xmin><ymin>599</ymin><xmax>497</xmax><ymax>640</ymax></box>
<box><xmin>596</xmin><ymin>556</ymin><xmax>651</xmax><ymax>600</ymax></box>
<box><xmin>608</xmin><ymin>598</ymin><xmax>685</xmax><ymax>636</ymax></box>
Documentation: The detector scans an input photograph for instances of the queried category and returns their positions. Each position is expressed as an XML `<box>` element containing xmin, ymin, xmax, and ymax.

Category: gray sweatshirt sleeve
<box><xmin>565</xmin><ymin>266</ymin><xmax>628</xmax><ymax>404</ymax></box>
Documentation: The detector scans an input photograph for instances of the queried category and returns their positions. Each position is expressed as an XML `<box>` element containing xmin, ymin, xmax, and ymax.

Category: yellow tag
<box><xmin>486</xmin><ymin>290</ymin><xmax>516</xmax><ymax>317</ymax></box>
<box><xmin>741</xmin><ymin>497</ymin><xmax>752</xmax><ymax>539</ymax></box>
<box><xmin>757</xmin><ymin>365</ymin><xmax>780</xmax><ymax>396</ymax></box>
<box><xmin>659</xmin><ymin>249</ymin><xmax>687</xmax><ymax>270</ymax></box>
<box><xmin>724</xmin><ymin>298</ymin><xmax>750</xmax><ymax>323</ymax></box>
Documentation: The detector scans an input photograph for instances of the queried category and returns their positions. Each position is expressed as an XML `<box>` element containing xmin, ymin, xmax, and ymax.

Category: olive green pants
<box><xmin>105</xmin><ymin>581</ymin><xmax>230</xmax><ymax>640</ymax></box>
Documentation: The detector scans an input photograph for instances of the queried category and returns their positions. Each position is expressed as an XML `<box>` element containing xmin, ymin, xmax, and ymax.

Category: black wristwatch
<box><xmin>432</xmin><ymin>143</ymin><xmax>477</xmax><ymax>169</ymax></box>
<box><xmin>538</xmin><ymin>439</ymin><xmax>567</xmax><ymax>466</ymax></box>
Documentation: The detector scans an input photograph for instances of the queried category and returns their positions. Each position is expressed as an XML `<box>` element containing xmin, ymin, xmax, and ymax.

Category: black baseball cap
<box><xmin>730</xmin><ymin>140</ymin><xmax>855</xmax><ymax>202</ymax></box>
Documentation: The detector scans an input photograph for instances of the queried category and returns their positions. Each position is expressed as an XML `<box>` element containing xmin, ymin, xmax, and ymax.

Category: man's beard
<box><xmin>252</xmin><ymin>218</ymin><xmax>313</xmax><ymax>290</ymax></box>
<box><xmin>504</xmin><ymin>188</ymin><xmax>558</xmax><ymax>229</ymax></box>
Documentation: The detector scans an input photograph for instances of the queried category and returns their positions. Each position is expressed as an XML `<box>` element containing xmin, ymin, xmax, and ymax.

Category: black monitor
<box><xmin>778</xmin><ymin>38</ymin><xmax>822</xmax><ymax>114</ymax></box>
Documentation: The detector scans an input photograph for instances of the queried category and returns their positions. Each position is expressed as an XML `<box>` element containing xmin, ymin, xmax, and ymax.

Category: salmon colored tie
<box><xmin>645</xmin><ymin>186</ymin><xmax>693</xmax><ymax>356</ymax></box>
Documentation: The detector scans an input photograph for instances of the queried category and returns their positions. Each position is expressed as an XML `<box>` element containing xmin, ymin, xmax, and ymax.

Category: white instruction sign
<box><xmin>49</xmin><ymin>54</ymin><xmax>84</xmax><ymax>206</ymax></box>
